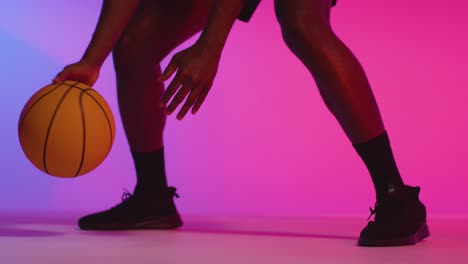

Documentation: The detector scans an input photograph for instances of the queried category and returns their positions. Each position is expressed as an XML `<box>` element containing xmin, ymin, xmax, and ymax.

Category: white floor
<box><xmin>0</xmin><ymin>213</ymin><xmax>467</xmax><ymax>264</ymax></box>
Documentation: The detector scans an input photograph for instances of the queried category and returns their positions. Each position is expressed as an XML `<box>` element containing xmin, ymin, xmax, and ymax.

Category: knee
<box><xmin>112</xmin><ymin>31</ymin><xmax>165</xmax><ymax>75</ymax></box>
<box><xmin>113</xmin><ymin>32</ymin><xmax>138</xmax><ymax>71</ymax></box>
<box><xmin>275</xmin><ymin>5</ymin><xmax>332</xmax><ymax>51</ymax></box>
<box><xmin>113</xmin><ymin>35</ymin><xmax>146</xmax><ymax>74</ymax></box>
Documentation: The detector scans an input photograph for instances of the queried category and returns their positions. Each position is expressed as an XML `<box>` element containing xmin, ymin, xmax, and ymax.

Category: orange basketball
<box><xmin>18</xmin><ymin>80</ymin><xmax>116</xmax><ymax>178</ymax></box>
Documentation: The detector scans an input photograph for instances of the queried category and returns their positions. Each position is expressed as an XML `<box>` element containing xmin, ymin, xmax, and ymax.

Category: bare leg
<box><xmin>275</xmin><ymin>0</ymin><xmax>406</xmax><ymax>198</ymax></box>
<box><xmin>113</xmin><ymin>0</ymin><xmax>213</xmax><ymax>152</ymax></box>
<box><xmin>78</xmin><ymin>0</ymin><xmax>213</xmax><ymax>231</ymax></box>
<box><xmin>274</xmin><ymin>0</ymin><xmax>384</xmax><ymax>144</ymax></box>
<box><xmin>273</xmin><ymin>0</ymin><xmax>429</xmax><ymax>248</ymax></box>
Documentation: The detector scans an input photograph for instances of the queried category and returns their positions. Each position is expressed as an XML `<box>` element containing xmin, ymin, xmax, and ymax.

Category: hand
<box><xmin>160</xmin><ymin>42</ymin><xmax>221</xmax><ymax>120</ymax></box>
<box><xmin>53</xmin><ymin>61</ymin><xmax>100</xmax><ymax>87</ymax></box>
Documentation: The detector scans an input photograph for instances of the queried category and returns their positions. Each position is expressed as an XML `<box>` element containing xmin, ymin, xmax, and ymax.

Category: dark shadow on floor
<box><xmin>181</xmin><ymin>226</ymin><xmax>357</xmax><ymax>241</ymax></box>
<box><xmin>0</xmin><ymin>213</ymin><xmax>77</xmax><ymax>225</ymax></box>
<box><xmin>180</xmin><ymin>220</ymin><xmax>358</xmax><ymax>241</ymax></box>
<box><xmin>0</xmin><ymin>214</ymin><xmax>360</xmax><ymax>240</ymax></box>
<box><xmin>0</xmin><ymin>227</ymin><xmax>62</xmax><ymax>237</ymax></box>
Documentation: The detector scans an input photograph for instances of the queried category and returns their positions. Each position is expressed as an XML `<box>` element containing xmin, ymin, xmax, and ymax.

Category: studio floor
<box><xmin>0</xmin><ymin>213</ymin><xmax>466</xmax><ymax>264</ymax></box>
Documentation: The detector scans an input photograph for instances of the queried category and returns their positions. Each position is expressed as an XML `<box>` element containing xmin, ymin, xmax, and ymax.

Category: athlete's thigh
<box><xmin>114</xmin><ymin>0</ymin><xmax>213</xmax><ymax>64</ymax></box>
<box><xmin>274</xmin><ymin>0</ymin><xmax>332</xmax><ymax>23</ymax></box>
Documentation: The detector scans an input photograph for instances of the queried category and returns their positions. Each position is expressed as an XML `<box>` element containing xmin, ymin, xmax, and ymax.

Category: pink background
<box><xmin>0</xmin><ymin>1</ymin><xmax>466</xmax><ymax>218</ymax></box>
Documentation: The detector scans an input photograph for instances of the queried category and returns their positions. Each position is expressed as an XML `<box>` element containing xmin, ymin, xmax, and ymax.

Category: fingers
<box><xmin>192</xmin><ymin>82</ymin><xmax>212</xmax><ymax>115</ymax></box>
<box><xmin>159</xmin><ymin>49</ymin><xmax>216</xmax><ymax>119</ymax></box>
<box><xmin>166</xmin><ymin>80</ymin><xmax>195</xmax><ymax>117</ymax></box>
<box><xmin>162</xmin><ymin>77</ymin><xmax>212</xmax><ymax>119</ymax></box>
<box><xmin>160</xmin><ymin>56</ymin><xmax>178</xmax><ymax>81</ymax></box>
<box><xmin>161</xmin><ymin>71</ymin><xmax>184</xmax><ymax>106</ymax></box>
<box><xmin>53</xmin><ymin>71</ymin><xmax>67</xmax><ymax>83</ymax></box>
<box><xmin>178</xmin><ymin>88</ymin><xmax>201</xmax><ymax>120</ymax></box>
<box><xmin>161</xmin><ymin>77</ymin><xmax>213</xmax><ymax>119</ymax></box>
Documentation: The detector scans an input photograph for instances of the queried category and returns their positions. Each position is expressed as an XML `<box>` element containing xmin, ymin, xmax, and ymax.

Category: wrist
<box><xmin>80</xmin><ymin>55</ymin><xmax>103</xmax><ymax>68</ymax></box>
<box><xmin>196</xmin><ymin>36</ymin><xmax>226</xmax><ymax>56</ymax></box>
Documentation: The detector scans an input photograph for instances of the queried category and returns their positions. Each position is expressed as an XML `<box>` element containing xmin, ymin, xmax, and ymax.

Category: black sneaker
<box><xmin>358</xmin><ymin>185</ymin><xmax>430</xmax><ymax>246</ymax></box>
<box><xmin>78</xmin><ymin>187</ymin><xmax>183</xmax><ymax>230</ymax></box>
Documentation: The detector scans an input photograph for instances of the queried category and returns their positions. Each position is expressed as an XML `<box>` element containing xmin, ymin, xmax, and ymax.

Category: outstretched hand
<box><xmin>160</xmin><ymin>42</ymin><xmax>221</xmax><ymax>120</ymax></box>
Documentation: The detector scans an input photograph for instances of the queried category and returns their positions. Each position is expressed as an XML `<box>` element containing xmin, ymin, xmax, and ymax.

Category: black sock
<box><xmin>353</xmin><ymin>131</ymin><xmax>404</xmax><ymax>200</ymax></box>
<box><xmin>131</xmin><ymin>147</ymin><xmax>169</xmax><ymax>197</ymax></box>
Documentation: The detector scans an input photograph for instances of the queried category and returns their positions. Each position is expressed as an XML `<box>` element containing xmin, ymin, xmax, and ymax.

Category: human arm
<box><xmin>53</xmin><ymin>0</ymin><xmax>141</xmax><ymax>85</ymax></box>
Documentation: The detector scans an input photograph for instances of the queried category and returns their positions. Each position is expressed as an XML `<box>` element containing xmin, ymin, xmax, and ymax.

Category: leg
<box><xmin>274</xmin><ymin>0</ymin><xmax>404</xmax><ymax>196</ymax></box>
<box><xmin>275</xmin><ymin>0</ymin><xmax>383</xmax><ymax>144</ymax></box>
<box><xmin>274</xmin><ymin>0</ymin><xmax>428</xmax><ymax>246</ymax></box>
<box><xmin>78</xmin><ymin>0</ymin><xmax>213</xmax><ymax>230</ymax></box>
<box><xmin>113</xmin><ymin>0</ymin><xmax>213</xmax><ymax>196</ymax></box>
<box><xmin>114</xmin><ymin>0</ymin><xmax>212</xmax><ymax>152</ymax></box>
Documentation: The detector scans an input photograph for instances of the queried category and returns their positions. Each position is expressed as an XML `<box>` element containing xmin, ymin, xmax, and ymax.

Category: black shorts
<box><xmin>238</xmin><ymin>0</ymin><xmax>338</xmax><ymax>22</ymax></box>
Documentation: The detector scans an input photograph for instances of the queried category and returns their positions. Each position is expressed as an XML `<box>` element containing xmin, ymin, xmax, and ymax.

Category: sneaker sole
<box><xmin>358</xmin><ymin>222</ymin><xmax>430</xmax><ymax>247</ymax></box>
<box><xmin>79</xmin><ymin>214</ymin><xmax>183</xmax><ymax>231</ymax></box>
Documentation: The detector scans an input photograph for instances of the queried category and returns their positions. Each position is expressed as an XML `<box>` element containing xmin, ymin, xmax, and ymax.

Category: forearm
<box><xmin>197</xmin><ymin>0</ymin><xmax>245</xmax><ymax>54</ymax></box>
<box><xmin>81</xmin><ymin>0</ymin><xmax>140</xmax><ymax>67</ymax></box>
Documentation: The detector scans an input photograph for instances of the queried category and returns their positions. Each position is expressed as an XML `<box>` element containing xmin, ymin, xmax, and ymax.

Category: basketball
<box><xmin>18</xmin><ymin>80</ymin><xmax>116</xmax><ymax>178</ymax></box>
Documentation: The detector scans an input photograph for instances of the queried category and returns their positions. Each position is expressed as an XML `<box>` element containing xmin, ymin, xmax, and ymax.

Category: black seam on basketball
<box><xmin>60</xmin><ymin>81</ymin><xmax>81</xmax><ymax>88</ymax></box>
<box><xmin>81</xmin><ymin>90</ymin><xmax>114</xmax><ymax>152</ymax></box>
<box><xmin>19</xmin><ymin>82</ymin><xmax>68</xmax><ymax>132</ymax></box>
<box><xmin>83</xmin><ymin>90</ymin><xmax>113</xmax><ymax>157</ymax></box>
<box><xmin>58</xmin><ymin>83</ymin><xmax>114</xmax><ymax>156</ymax></box>
<box><xmin>70</xmin><ymin>87</ymin><xmax>113</xmax><ymax>153</ymax></box>
<box><xmin>43</xmin><ymin>86</ymin><xmax>74</xmax><ymax>174</ymax></box>
<box><xmin>75</xmin><ymin>91</ymin><xmax>87</xmax><ymax>177</ymax></box>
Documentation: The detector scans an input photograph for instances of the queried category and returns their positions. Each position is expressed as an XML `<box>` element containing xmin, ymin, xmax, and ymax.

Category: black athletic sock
<box><xmin>131</xmin><ymin>147</ymin><xmax>169</xmax><ymax>197</ymax></box>
<box><xmin>353</xmin><ymin>131</ymin><xmax>404</xmax><ymax>200</ymax></box>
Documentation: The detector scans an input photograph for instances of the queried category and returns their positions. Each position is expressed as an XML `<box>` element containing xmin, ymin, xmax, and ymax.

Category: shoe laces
<box><xmin>108</xmin><ymin>187</ymin><xmax>180</xmax><ymax>212</ymax></box>
<box><xmin>168</xmin><ymin>187</ymin><xmax>180</xmax><ymax>198</ymax></box>
<box><xmin>367</xmin><ymin>198</ymin><xmax>405</xmax><ymax>222</ymax></box>
<box><xmin>108</xmin><ymin>188</ymin><xmax>135</xmax><ymax>210</ymax></box>
<box><xmin>120</xmin><ymin>187</ymin><xmax>180</xmax><ymax>201</ymax></box>
<box><xmin>121</xmin><ymin>188</ymin><xmax>133</xmax><ymax>201</ymax></box>
<box><xmin>367</xmin><ymin>202</ymin><xmax>378</xmax><ymax>221</ymax></box>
